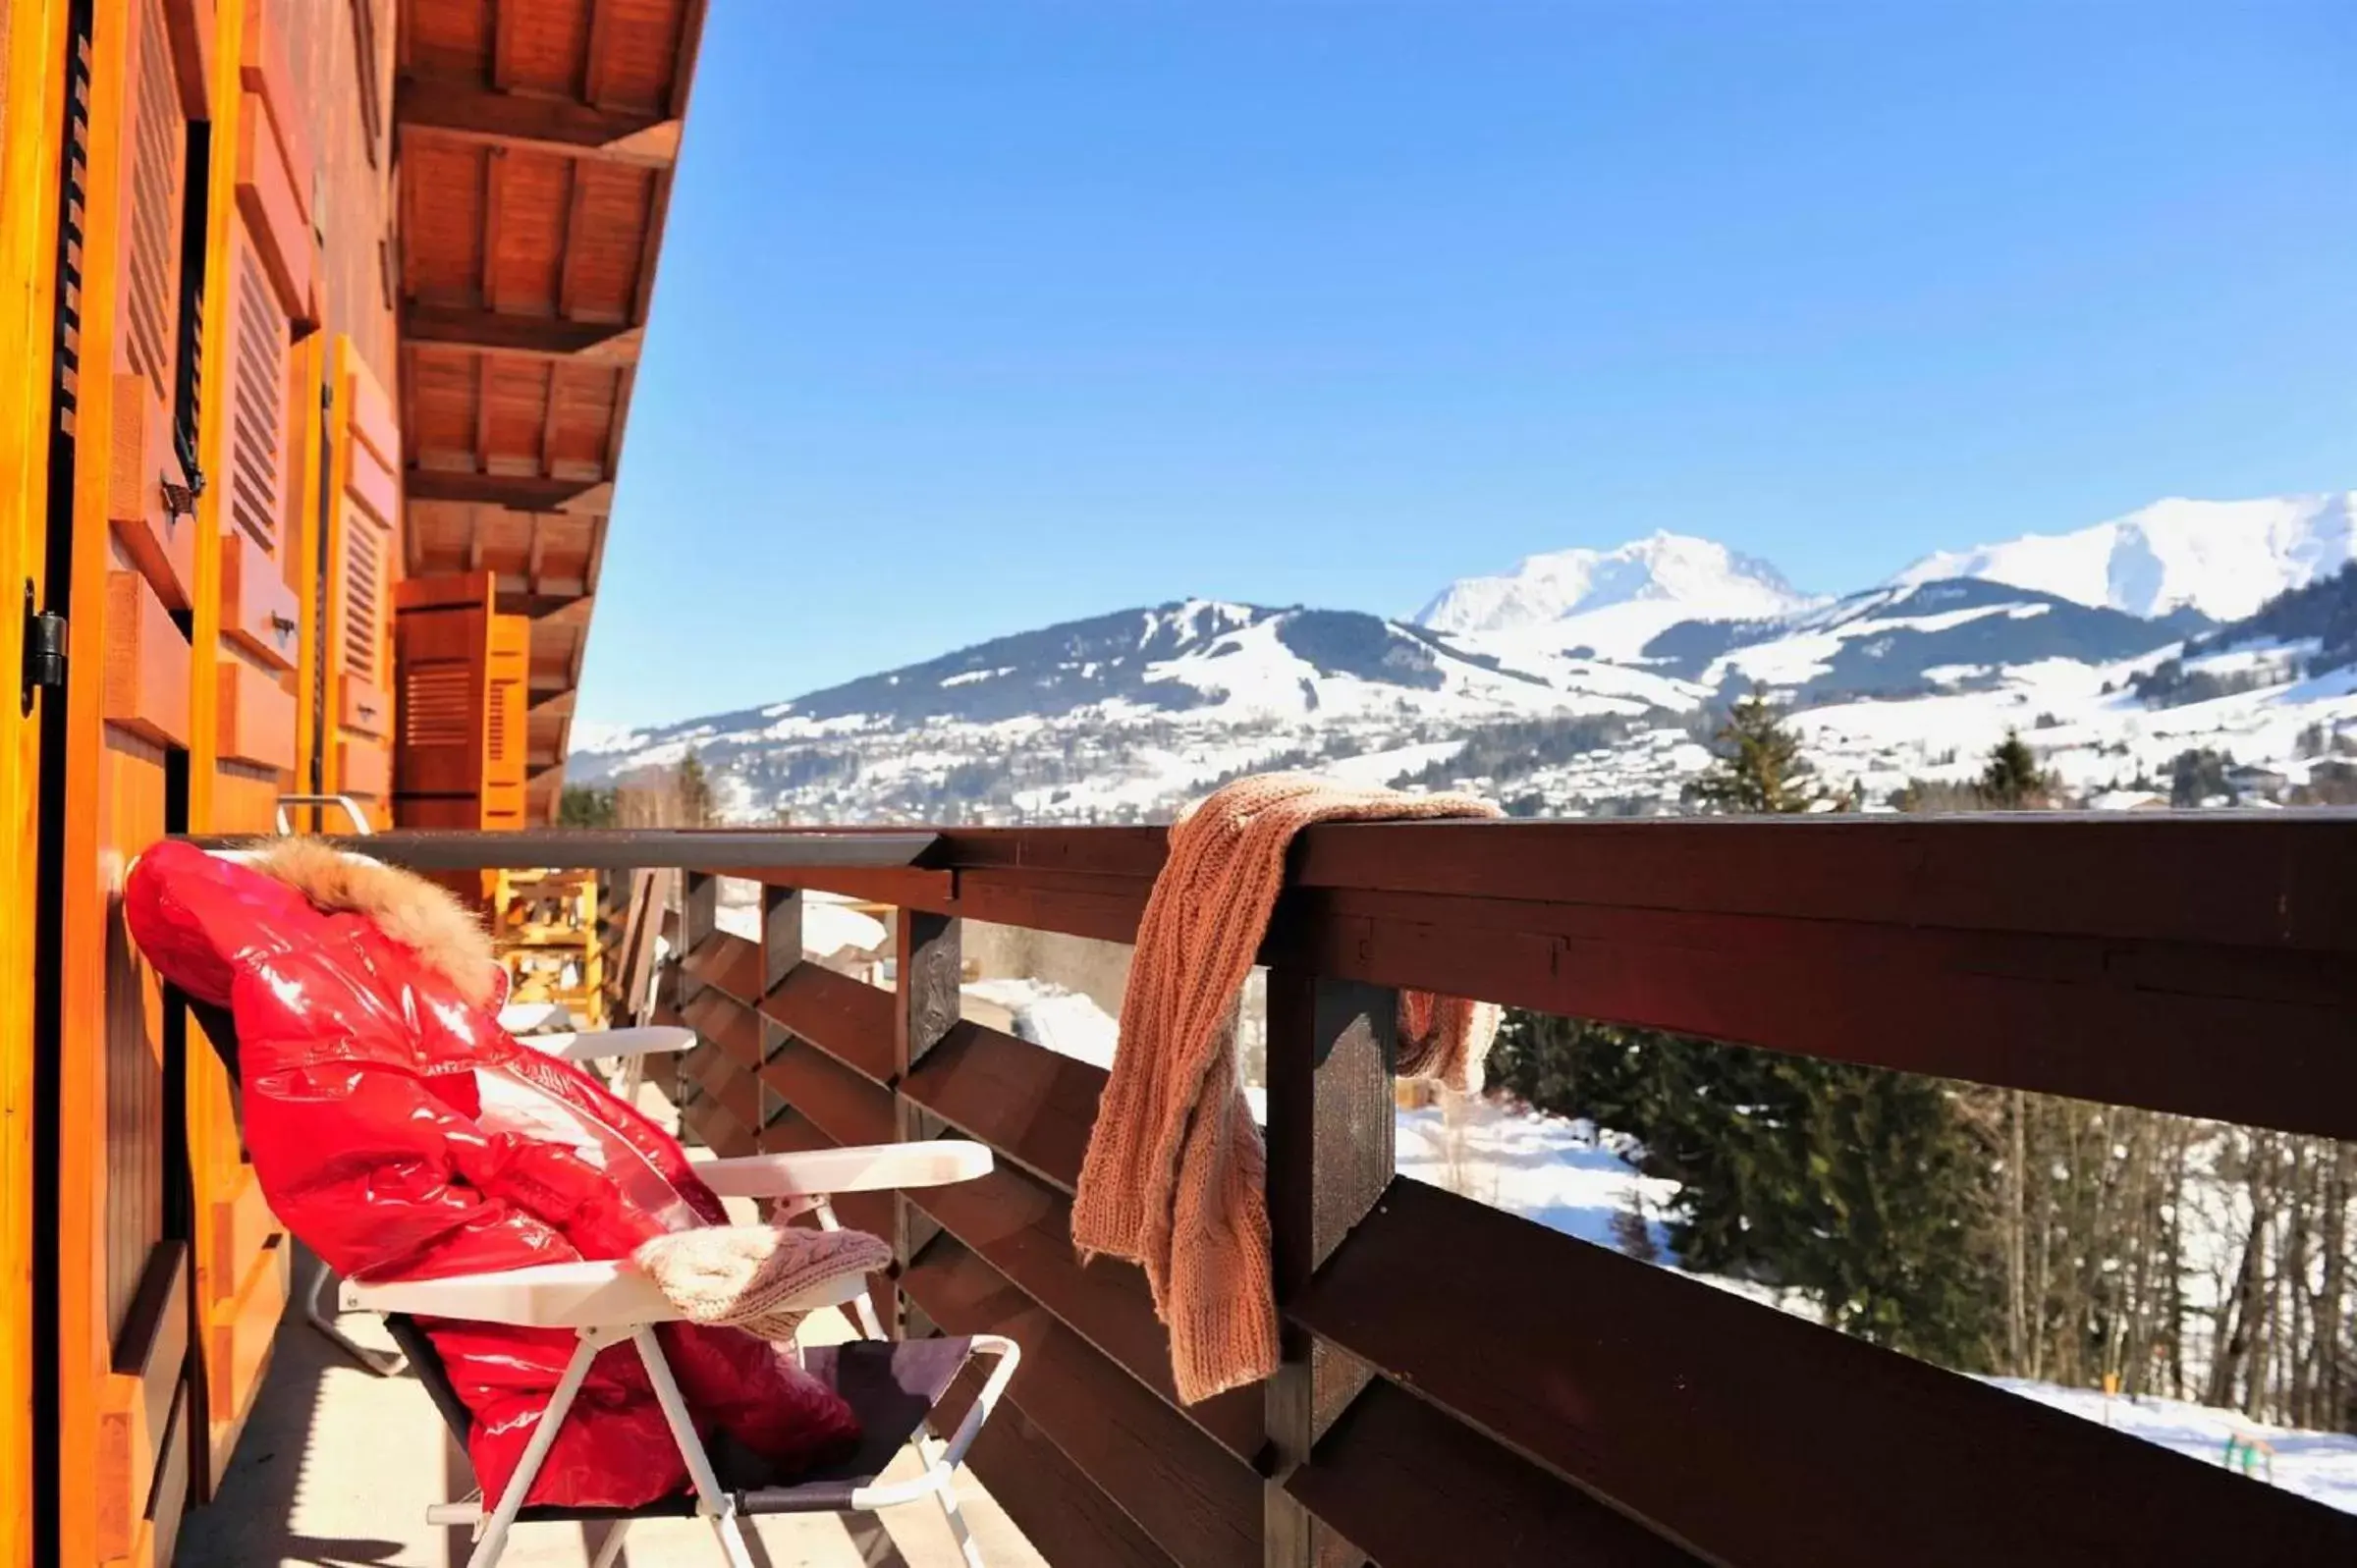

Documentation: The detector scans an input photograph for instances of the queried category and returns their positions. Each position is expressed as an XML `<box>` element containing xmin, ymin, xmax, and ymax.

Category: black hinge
<box><xmin>21</xmin><ymin>580</ymin><xmax>66</xmax><ymax>715</ymax></box>
<box><xmin>161</xmin><ymin>463</ymin><xmax>203</xmax><ymax>526</ymax></box>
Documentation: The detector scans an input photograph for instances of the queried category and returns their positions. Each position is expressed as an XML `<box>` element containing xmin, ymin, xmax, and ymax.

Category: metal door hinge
<box><xmin>21</xmin><ymin>581</ymin><xmax>66</xmax><ymax>714</ymax></box>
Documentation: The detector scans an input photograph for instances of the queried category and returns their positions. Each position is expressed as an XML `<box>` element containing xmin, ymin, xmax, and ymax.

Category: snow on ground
<box><xmin>1323</xmin><ymin>740</ymin><xmax>1467</xmax><ymax>788</ymax></box>
<box><xmin>1988</xmin><ymin>1379</ymin><xmax>2357</xmax><ymax>1515</ymax></box>
<box><xmin>963</xmin><ymin>976</ymin><xmax>1122</xmax><ymax>1068</ymax></box>
<box><xmin>1395</xmin><ymin>1095</ymin><xmax>1678</xmax><ymax>1256</ymax></box>
<box><xmin>713</xmin><ymin>887</ymin><xmax>888</xmax><ymax>958</ymax></box>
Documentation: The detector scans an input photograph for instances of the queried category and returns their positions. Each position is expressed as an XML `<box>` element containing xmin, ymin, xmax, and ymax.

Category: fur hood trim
<box><xmin>250</xmin><ymin>838</ymin><xmax>501</xmax><ymax>1007</ymax></box>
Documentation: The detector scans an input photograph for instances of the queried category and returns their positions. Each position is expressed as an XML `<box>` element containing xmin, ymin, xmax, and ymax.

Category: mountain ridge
<box><xmin>574</xmin><ymin>493</ymin><xmax>2357</xmax><ymax>824</ymax></box>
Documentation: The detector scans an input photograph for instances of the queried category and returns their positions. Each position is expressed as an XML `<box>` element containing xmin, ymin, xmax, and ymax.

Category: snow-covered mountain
<box><xmin>1646</xmin><ymin>578</ymin><xmax>2209</xmax><ymax>703</ymax></box>
<box><xmin>1415</xmin><ymin>531</ymin><xmax>1819</xmax><ymax>661</ymax></box>
<box><xmin>1890</xmin><ymin>494</ymin><xmax>2357</xmax><ymax>622</ymax></box>
<box><xmin>576</xmin><ymin>496</ymin><xmax>2357</xmax><ymax>825</ymax></box>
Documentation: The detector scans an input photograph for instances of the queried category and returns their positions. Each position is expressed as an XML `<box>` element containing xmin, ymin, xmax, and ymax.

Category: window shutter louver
<box><xmin>484</xmin><ymin>613</ymin><xmax>530</xmax><ymax>823</ymax></box>
<box><xmin>222</xmin><ymin>233</ymin><xmax>288</xmax><ymax>552</ymax></box>
<box><xmin>106</xmin><ymin>0</ymin><xmax>193</xmax><ymax>607</ymax></box>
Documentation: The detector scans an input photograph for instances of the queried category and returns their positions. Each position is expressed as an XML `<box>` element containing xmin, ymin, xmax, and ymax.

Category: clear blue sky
<box><xmin>577</xmin><ymin>0</ymin><xmax>2357</xmax><ymax>730</ymax></box>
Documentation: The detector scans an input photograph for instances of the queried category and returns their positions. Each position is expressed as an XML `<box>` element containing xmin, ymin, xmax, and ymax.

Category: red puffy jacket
<box><xmin>123</xmin><ymin>838</ymin><xmax>861</xmax><ymax>1507</ymax></box>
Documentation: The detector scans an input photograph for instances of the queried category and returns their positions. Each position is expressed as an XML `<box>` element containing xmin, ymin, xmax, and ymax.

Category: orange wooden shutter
<box><xmin>393</xmin><ymin>572</ymin><xmax>494</xmax><ymax>823</ymax></box>
<box><xmin>106</xmin><ymin>0</ymin><xmax>194</xmax><ymax>608</ymax></box>
<box><xmin>326</xmin><ymin>339</ymin><xmax>401</xmax><ymax>820</ymax></box>
<box><xmin>485</xmin><ymin>613</ymin><xmax>530</xmax><ymax>825</ymax></box>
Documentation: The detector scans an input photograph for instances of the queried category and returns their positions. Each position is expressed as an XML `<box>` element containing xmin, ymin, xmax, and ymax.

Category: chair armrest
<box><xmin>529</xmin><ymin>1025</ymin><xmax>696</xmax><ymax>1063</ymax></box>
<box><xmin>498</xmin><ymin>1000</ymin><xmax>576</xmax><ymax>1035</ymax></box>
<box><xmin>689</xmin><ymin>1141</ymin><xmax>993</xmax><ymax>1199</ymax></box>
<box><xmin>341</xmin><ymin>1260</ymin><xmax>685</xmax><ymax>1328</ymax></box>
<box><xmin>339</xmin><ymin>1256</ymin><xmax>872</xmax><ymax>1329</ymax></box>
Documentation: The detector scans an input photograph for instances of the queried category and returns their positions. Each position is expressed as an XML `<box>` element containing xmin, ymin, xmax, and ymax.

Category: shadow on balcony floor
<box><xmin>172</xmin><ymin>1246</ymin><xmax>1046</xmax><ymax>1568</ymax></box>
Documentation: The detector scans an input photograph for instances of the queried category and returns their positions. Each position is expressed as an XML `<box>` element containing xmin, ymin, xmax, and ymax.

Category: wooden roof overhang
<box><xmin>395</xmin><ymin>0</ymin><xmax>708</xmax><ymax>819</ymax></box>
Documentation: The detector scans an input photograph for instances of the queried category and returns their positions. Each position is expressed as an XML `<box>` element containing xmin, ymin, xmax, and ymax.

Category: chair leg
<box><xmin>931</xmin><ymin>1471</ymin><xmax>985</xmax><ymax>1568</ymax></box>
<box><xmin>466</xmin><ymin>1327</ymin><xmax>613</xmax><ymax>1568</ymax></box>
<box><xmin>587</xmin><ymin>1519</ymin><xmax>631</xmax><ymax>1568</ymax></box>
<box><xmin>630</xmin><ymin>1326</ymin><xmax>756</xmax><ymax>1568</ymax></box>
<box><xmin>305</xmin><ymin>1263</ymin><xmax>406</xmax><ymax>1377</ymax></box>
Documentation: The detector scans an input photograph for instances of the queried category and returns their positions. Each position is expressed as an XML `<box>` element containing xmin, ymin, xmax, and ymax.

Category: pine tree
<box><xmin>1495</xmin><ymin>690</ymin><xmax>2008</xmax><ymax>1371</ymax></box>
<box><xmin>1489</xmin><ymin>1009</ymin><xmax>2001</xmax><ymax>1366</ymax></box>
<box><xmin>675</xmin><ymin>753</ymin><xmax>716</xmax><ymax>827</ymax></box>
<box><xmin>559</xmin><ymin>784</ymin><xmax>620</xmax><ymax>827</ymax></box>
<box><xmin>1978</xmin><ymin>730</ymin><xmax>2056</xmax><ymax>809</ymax></box>
<box><xmin>1686</xmin><ymin>686</ymin><xmax>1819</xmax><ymax>814</ymax></box>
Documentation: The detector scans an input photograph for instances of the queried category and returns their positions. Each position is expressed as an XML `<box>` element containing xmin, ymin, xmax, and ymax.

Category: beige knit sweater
<box><xmin>1069</xmin><ymin>774</ymin><xmax>1501</xmax><ymax>1405</ymax></box>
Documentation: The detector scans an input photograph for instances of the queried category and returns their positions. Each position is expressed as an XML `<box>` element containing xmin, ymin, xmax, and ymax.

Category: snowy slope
<box><xmin>1652</xmin><ymin>577</ymin><xmax>2206</xmax><ymax>700</ymax></box>
<box><xmin>1416</xmin><ymin>531</ymin><xmax>1819</xmax><ymax>660</ymax></box>
<box><xmin>1891</xmin><ymin>494</ymin><xmax>2357</xmax><ymax>622</ymax></box>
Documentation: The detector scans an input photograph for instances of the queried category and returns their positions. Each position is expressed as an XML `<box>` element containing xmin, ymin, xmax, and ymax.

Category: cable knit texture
<box><xmin>1069</xmin><ymin>773</ymin><xmax>1502</xmax><ymax>1404</ymax></box>
<box><xmin>634</xmin><ymin>1224</ymin><xmax>893</xmax><ymax>1344</ymax></box>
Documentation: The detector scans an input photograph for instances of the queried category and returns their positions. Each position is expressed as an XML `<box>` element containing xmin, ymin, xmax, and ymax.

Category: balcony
<box><xmin>174</xmin><ymin>814</ymin><xmax>2357</xmax><ymax>1566</ymax></box>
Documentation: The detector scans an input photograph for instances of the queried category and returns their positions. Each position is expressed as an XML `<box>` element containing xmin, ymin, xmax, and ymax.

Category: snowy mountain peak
<box><xmin>1415</xmin><ymin>531</ymin><xmax>1815</xmax><ymax>638</ymax></box>
<box><xmin>1890</xmin><ymin>493</ymin><xmax>2357</xmax><ymax>623</ymax></box>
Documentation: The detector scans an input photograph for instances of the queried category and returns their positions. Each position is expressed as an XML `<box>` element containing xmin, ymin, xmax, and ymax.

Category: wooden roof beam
<box><xmin>406</xmin><ymin>470</ymin><xmax>612</xmax><ymax>511</ymax></box>
<box><xmin>397</xmin><ymin>78</ymin><xmax>682</xmax><ymax>165</ymax></box>
<box><xmin>404</xmin><ymin>305</ymin><xmax>641</xmax><ymax>362</ymax></box>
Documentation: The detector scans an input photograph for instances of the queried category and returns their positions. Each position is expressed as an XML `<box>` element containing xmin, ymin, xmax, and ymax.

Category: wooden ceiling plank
<box><xmin>628</xmin><ymin>166</ymin><xmax>671</xmax><ymax>324</ymax></box>
<box><xmin>479</xmin><ymin>146</ymin><xmax>508</xmax><ymax>313</ymax></box>
<box><xmin>580</xmin><ymin>508</ymin><xmax>609</xmax><ymax>597</ymax></box>
<box><xmin>600</xmin><ymin>364</ymin><xmax>636</xmax><ymax>484</ymax></box>
<box><xmin>472</xmin><ymin>354</ymin><xmax>495</xmax><ymax>477</ymax></box>
<box><xmin>537</xmin><ymin>361</ymin><xmax>562</xmax><ymax>479</ymax></box>
<box><xmin>526</xmin><ymin>511</ymin><xmax>546</xmax><ymax>593</ymax></box>
<box><xmin>669</xmin><ymin>0</ymin><xmax>709</xmax><ymax>119</ymax></box>
<box><xmin>582</xmin><ymin>0</ymin><xmax>618</xmax><ymax>107</ymax></box>
<box><xmin>490</xmin><ymin>0</ymin><xmax>518</xmax><ymax>89</ymax></box>
<box><xmin>397</xmin><ymin>78</ymin><xmax>681</xmax><ymax>166</ymax></box>
<box><xmin>401</xmin><ymin>302</ymin><xmax>642</xmax><ymax>361</ymax></box>
<box><xmin>555</xmin><ymin>155</ymin><xmax>589</xmax><ymax>319</ymax></box>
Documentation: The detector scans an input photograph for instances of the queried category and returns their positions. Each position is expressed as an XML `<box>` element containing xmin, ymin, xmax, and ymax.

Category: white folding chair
<box><xmin>344</xmin><ymin>1139</ymin><xmax>1014</xmax><ymax>1568</ymax></box>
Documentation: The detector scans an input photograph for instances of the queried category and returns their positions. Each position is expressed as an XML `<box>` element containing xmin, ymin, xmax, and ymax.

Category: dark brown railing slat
<box><xmin>1285</xmin><ymin>813</ymin><xmax>2357</xmax><ymax>951</ymax></box>
<box><xmin>258</xmin><ymin>826</ymin><xmax>945</xmax><ymax>872</ymax></box>
<box><xmin>1292</xmin><ymin>1178</ymin><xmax>2357</xmax><ymax>1568</ymax></box>
<box><xmin>899</xmin><ymin>1019</ymin><xmax>1105</xmax><ymax>1193</ymax></box>
<box><xmin>906</xmin><ymin>1162</ymin><xmax>1264</xmax><ymax>1463</ymax></box>
<box><xmin>755</xmin><ymin>1039</ymin><xmax>894</xmax><ymax>1149</ymax></box>
<box><xmin>680</xmin><ymin>929</ymin><xmax>764</xmax><ymax>1006</ymax></box>
<box><xmin>1273</xmin><ymin>886</ymin><xmax>2357</xmax><ymax>1142</ymax></box>
<box><xmin>904</xmin><ymin>1233</ymin><xmax>1263</xmax><ymax>1568</ymax></box>
<box><xmin>680</xmin><ymin>989</ymin><xmax>762</xmax><ymax>1066</ymax></box>
<box><xmin>759</xmin><ymin>963</ymin><xmax>894</xmax><ymax>1084</ymax></box>
<box><xmin>931</xmin><ymin>1365</ymin><xmax>1183</xmax><ymax>1568</ymax></box>
<box><xmin>1288</xmin><ymin>1379</ymin><xmax>1703</xmax><ymax>1568</ymax></box>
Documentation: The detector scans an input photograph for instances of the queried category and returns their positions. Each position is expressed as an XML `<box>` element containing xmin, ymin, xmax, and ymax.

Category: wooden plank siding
<box><xmin>329</xmin><ymin>819</ymin><xmax>2357</xmax><ymax>1568</ymax></box>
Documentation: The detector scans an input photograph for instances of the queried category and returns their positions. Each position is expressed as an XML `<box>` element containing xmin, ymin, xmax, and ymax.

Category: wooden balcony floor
<box><xmin>173</xmin><ymin>1081</ymin><xmax>1048</xmax><ymax>1568</ymax></box>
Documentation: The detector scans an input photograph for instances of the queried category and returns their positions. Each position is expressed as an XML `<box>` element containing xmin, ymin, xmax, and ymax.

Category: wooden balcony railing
<box><xmin>269</xmin><ymin>814</ymin><xmax>2357</xmax><ymax>1567</ymax></box>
